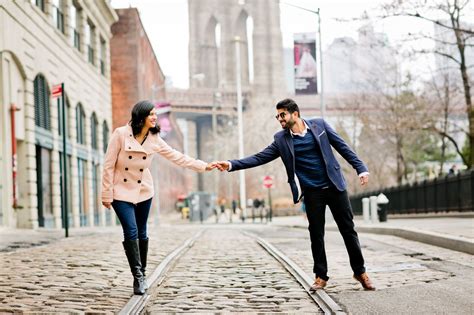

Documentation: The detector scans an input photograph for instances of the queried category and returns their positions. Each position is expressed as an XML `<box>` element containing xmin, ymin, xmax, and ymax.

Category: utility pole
<box><xmin>234</xmin><ymin>36</ymin><xmax>247</xmax><ymax>219</ymax></box>
<box><xmin>281</xmin><ymin>2</ymin><xmax>324</xmax><ymax>117</ymax></box>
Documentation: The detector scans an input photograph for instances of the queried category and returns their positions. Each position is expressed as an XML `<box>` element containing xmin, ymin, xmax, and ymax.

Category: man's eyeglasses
<box><xmin>275</xmin><ymin>111</ymin><xmax>290</xmax><ymax>120</ymax></box>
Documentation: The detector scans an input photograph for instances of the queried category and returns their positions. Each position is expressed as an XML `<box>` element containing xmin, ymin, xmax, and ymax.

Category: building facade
<box><xmin>0</xmin><ymin>0</ymin><xmax>118</xmax><ymax>228</ymax></box>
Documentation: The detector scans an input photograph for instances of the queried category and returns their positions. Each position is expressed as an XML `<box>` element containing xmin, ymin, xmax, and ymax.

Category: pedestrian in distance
<box><xmin>101</xmin><ymin>100</ymin><xmax>217</xmax><ymax>295</ymax></box>
<box><xmin>231</xmin><ymin>199</ymin><xmax>237</xmax><ymax>214</ymax></box>
<box><xmin>214</xmin><ymin>98</ymin><xmax>375</xmax><ymax>291</ymax></box>
<box><xmin>448</xmin><ymin>164</ymin><xmax>457</xmax><ymax>176</ymax></box>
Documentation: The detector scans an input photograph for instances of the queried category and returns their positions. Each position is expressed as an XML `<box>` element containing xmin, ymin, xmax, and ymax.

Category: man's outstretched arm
<box><xmin>217</xmin><ymin>141</ymin><xmax>280</xmax><ymax>172</ymax></box>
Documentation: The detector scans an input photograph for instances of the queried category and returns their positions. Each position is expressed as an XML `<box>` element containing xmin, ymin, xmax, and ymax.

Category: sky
<box><xmin>109</xmin><ymin>0</ymin><xmax>454</xmax><ymax>88</ymax></box>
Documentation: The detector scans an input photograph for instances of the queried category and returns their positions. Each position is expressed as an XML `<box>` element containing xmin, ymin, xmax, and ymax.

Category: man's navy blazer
<box><xmin>229</xmin><ymin>118</ymin><xmax>368</xmax><ymax>204</ymax></box>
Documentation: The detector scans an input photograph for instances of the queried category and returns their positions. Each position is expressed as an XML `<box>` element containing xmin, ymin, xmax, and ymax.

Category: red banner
<box><xmin>51</xmin><ymin>84</ymin><xmax>63</xmax><ymax>98</ymax></box>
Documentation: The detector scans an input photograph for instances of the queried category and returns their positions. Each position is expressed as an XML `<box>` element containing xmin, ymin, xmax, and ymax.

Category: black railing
<box><xmin>350</xmin><ymin>170</ymin><xmax>473</xmax><ymax>215</ymax></box>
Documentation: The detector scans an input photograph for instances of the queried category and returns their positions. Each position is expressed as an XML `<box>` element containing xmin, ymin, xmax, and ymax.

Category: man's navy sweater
<box><xmin>292</xmin><ymin>131</ymin><xmax>331</xmax><ymax>189</ymax></box>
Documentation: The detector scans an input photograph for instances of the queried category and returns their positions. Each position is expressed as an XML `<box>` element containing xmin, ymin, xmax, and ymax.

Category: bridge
<box><xmin>165</xmin><ymin>87</ymin><xmax>383</xmax><ymax>119</ymax></box>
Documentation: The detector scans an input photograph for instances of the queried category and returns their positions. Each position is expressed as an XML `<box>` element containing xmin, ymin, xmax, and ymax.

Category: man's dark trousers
<box><xmin>304</xmin><ymin>186</ymin><xmax>365</xmax><ymax>281</ymax></box>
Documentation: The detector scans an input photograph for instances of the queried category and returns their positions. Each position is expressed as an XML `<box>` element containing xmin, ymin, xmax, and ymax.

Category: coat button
<box><xmin>143</xmin><ymin>156</ymin><xmax>146</xmax><ymax>160</ymax></box>
<box><xmin>130</xmin><ymin>134</ymin><xmax>132</xmax><ymax>137</ymax></box>
<box><xmin>125</xmin><ymin>167</ymin><xmax>128</xmax><ymax>171</ymax></box>
<box><xmin>128</xmin><ymin>146</ymin><xmax>131</xmax><ymax>149</ymax></box>
<box><xmin>129</xmin><ymin>156</ymin><xmax>132</xmax><ymax>159</ymax></box>
<box><xmin>138</xmin><ymin>180</ymin><xmax>141</xmax><ymax>184</ymax></box>
<box><xmin>123</xmin><ymin>178</ymin><xmax>127</xmax><ymax>182</ymax></box>
<box><xmin>140</xmin><ymin>169</ymin><xmax>143</xmax><ymax>172</ymax></box>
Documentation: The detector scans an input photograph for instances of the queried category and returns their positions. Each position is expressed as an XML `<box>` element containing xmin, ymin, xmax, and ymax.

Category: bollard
<box><xmin>376</xmin><ymin>193</ymin><xmax>389</xmax><ymax>222</ymax></box>
<box><xmin>362</xmin><ymin>198</ymin><xmax>370</xmax><ymax>223</ymax></box>
<box><xmin>369</xmin><ymin>196</ymin><xmax>379</xmax><ymax>223</ymax></box>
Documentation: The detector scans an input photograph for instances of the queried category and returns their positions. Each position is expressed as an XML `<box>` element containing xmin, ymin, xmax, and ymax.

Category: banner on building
<box><xmin>294</xmin><ymin>33</ymin><xmax>318</xmax><ymax>95</ymax></box>
<box><xmin>154</xmin><ymin>102</ymin><xmax>172</xmax><ymax>139</ymax></box>
<box><xmin>51</xmin><ymin>84</ymin><xmax>63</xmax><ymax>98</ymax></box>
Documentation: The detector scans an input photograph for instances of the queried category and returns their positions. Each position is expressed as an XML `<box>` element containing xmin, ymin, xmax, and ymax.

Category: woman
<box><xmin>102</xmin><ymin>100</ymin><xmax>216</xmax><ymax>295</ymax></box>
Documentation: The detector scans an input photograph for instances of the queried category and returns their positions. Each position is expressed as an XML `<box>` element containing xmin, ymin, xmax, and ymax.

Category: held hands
<box><xmin>215</xmin><ymin>161</ymin><xmax>230</xmax><ymax>171</ymax></box>
<box><xmin>206</xmin><ymin>161</ymin><xmax>230</xmax><ymax>171</ymax></box>
<box><xmin>205</xmin><ymin>162</ymin><xmax>218</xmax><ymax>171</ymax></box>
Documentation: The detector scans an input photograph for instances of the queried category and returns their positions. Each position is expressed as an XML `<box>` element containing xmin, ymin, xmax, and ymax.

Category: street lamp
<box><xmin>234</xmin><ymin>36</ymin><xmax>247</xmax><ymax>219</ymax></box>
<box><xmin>212</xmin><ymin>92</ymin><xmax>221</xmax><ymax>199</ymax></box>
<box><xmin>281</xmin><ymin>2</ymin><xmax>325</xmax><ymax>117</ymax></box>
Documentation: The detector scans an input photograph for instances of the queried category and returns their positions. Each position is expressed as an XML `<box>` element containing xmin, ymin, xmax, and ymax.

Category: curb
<box><xmin>326</xmin><ymin>225</ymin><xmax>474</xmax><ymax>255</ymax></box>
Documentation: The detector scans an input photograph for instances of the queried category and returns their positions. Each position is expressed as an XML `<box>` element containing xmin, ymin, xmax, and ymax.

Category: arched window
<box><xmin>90</xmin><ymin>112</ymin><xmax>98</xmax><ymax>149</ymax></box>
<box><xmin>102</xmin><ymin>120</ymin><xmax>109</xmax><ymax>153</ymax></box>
<box><xmin>34</xmin><ymin>74</ymin><xmax>51</xmax><ymax>130</ymax></box>
<box><xmin>76</xmin><ymin>103</ymin><xmax>86</xmax><ymax>144</ymax></box>
<box><xmin>235</xmin><ymin>11</ymin><xmax>253</xmax><ymax>85</ymax></box>
<box><xmin>201</xmin><ymin>16</ymin><xmax>220</xmax><ymax>88</ymax></box>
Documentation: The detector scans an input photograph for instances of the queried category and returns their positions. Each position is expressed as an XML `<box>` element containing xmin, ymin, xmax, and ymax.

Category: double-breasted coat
<box><xmin>101</xmin><ymin>124</ymin><xmax>207</xmax><ymax>204</ymax></box>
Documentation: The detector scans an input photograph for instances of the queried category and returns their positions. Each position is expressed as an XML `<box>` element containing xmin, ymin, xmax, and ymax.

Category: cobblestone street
<box><xmin>0</xmin><ymin>225</ymin><xmax>200</xmax><ymax>313</ymax></box>
<box><xmin>146</xmin><ymin>228</ymin><xmax>320</xmax><ymax>313</ymax></box>
<box><xmin>0</xmin><ymin>222</ymin><xmax>473</xmax><ymax>314</ymax></box>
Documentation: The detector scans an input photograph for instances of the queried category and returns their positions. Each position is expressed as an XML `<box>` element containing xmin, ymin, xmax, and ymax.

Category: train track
<box><xmin>243</xmin><ymin>231</ymin><xmax>345</xmax><ymax>315</ymax></box>
<box><xmin>118</xmin><ymin>227</ymin><xmax>345</xmax><ymax>314</ymax></box>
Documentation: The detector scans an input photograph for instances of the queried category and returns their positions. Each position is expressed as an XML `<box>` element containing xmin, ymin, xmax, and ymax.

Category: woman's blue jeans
<box><xmin>112</xmin><ymin>198</ymin><xmax>152</xmax><ymax>241</ymax></box>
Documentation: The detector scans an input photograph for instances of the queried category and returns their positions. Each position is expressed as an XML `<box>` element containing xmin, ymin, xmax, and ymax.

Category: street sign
<box><xmin>263</xmin><ymin>175</ymin><xmax>273</xmax><ymax>188</ymax></box>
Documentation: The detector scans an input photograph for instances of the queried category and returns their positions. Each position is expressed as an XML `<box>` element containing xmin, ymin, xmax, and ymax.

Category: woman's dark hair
<box><xmin>276</xmin><ymin>98</ymin><xmax>300</xmax><ymax>117</ymax></box>
<box><xmin>129</xmin><ymin>100</ymin><xmax>160</xmax><ymax>136</ymax></box>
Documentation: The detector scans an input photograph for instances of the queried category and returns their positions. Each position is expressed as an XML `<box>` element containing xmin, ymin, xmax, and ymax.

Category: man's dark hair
<box><xmin>129</xmin><ymin>100</ymin><xmax>161</xmax><ymax>136</ymax></box>
<box><xmin>276</xmin><ymin>98</ymin><xmax>300</xmax><ymax>117</ymax></box>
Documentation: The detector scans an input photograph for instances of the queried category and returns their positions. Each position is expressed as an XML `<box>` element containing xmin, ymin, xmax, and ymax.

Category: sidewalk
<box><xmin>271</xmin><ymin>213</ymin><xmax>474</xmax><ymax>254</ymax></box>
<box><xmin>0</xmin><ymin>226</ymin><xmax>124</xmax><ymax>252</ymax></box>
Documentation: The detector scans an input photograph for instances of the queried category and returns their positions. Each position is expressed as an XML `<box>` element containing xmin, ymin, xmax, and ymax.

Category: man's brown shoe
<box><xmin>353</xmin><ymin>272</ymin><xmax>376</xmax><ymax>290</ymax></box>
<box><xmin>309</xmin><ymin>277</ymin><xmax>327</xmax><ymax>292</ymax></box>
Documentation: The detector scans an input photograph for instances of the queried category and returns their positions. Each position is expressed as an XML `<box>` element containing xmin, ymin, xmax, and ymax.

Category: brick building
<box><xmin>110</xmin><ymin>8</ymin><xmax>195</xmax><ymax>217</ymax></box>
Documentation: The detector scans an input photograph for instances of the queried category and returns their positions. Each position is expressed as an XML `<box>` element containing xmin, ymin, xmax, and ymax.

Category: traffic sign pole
<box><xmin>263</xmin><ymin>176</ymin><xmax>273</xmax><ymax>222</ymax></box>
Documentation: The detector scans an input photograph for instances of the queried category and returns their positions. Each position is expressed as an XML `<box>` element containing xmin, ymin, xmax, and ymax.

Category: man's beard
<box><xmin>282</xmin><ymin>118</ymin><xmax>295</xmax><ymax>129</ymax></box>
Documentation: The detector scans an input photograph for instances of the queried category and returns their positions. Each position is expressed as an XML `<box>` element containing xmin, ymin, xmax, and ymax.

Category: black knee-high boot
<box><xmin>122</xmin><ymin>239</ymin><xmax>146</xmax><ymax>295</ymax></box>
<box><xmin>139</xmin><ymin>239</ymin><xmax>149</xmax><ymax>289</ymax></box>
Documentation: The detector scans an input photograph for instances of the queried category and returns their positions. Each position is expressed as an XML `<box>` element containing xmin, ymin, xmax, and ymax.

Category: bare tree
<box><xmin>423</xmin><ymin>70</ymin><xmax>467</xmax><ymax>168</ymax></box>
<box><xmin>380</xmin><ymin>0</ymin><xmax>473</xmax><ymax>168</ymax></box>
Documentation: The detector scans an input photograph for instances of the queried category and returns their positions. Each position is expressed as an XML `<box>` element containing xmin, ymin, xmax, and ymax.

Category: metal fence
<box><xmin>350</xmin><ymin>170</ymin><xmax>474</xmax><ymax>215</ymax></box>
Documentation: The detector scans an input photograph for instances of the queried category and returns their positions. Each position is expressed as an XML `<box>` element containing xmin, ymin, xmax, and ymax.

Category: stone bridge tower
<box><xmin>179</xmin><ymin>0</ymin><xmax>287</xmax><ymax>198</ymax></box>
<box><xmin>188</xmin><ymin>0</ymin><xmax>286</xmax><ymax>96</ymax></box>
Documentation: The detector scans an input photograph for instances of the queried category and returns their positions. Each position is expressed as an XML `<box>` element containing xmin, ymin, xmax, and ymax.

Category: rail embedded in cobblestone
<box><xmin>243</xmin><ymin>231</ymin><xmax>346</xmax><ymax>315</ymax></box>
<box><xmin>118</xmin><ymin>229</ymin><xmax>205</xmax><ymax>315</ymax></box>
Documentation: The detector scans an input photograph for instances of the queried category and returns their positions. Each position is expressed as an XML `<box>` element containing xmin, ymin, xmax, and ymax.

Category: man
<box><xmin>216</xmin><ymin>98</ymin><xmax>375</xmax><ymax>291</ymax></box>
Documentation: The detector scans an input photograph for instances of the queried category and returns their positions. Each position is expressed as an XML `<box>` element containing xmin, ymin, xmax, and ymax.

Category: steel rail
<box><xmin>118</xmin><ymin>229</ymin><xmax>205</xmax><ymax>315</ymax></box>
<box><xmin>243</xmin><ymin>231</ymin><xmax>346</xmax><ymax>315</ymax></box>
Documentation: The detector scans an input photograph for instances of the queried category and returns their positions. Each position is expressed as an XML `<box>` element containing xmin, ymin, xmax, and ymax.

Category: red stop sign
<box><xmin>263</xmin><ymin>175</ymin><xmax>273</xmax><ymax>188</ymax></box>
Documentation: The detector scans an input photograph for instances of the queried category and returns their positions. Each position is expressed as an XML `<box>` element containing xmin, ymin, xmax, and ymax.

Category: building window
<box><xmin>77</xmin><ymin>157</ymin><xmax>88</xmax><ymax>226</ymax></box>
<box><xmin>91</xmin><ymin>113</ymin><xmax>98</xmax><ymax>150</ymax></box>
<box><xmin>100</xmin><ymin>37</ymin><xmax>106</xmax><ymax>75</ymax></box>
<box><xmin>102</xmin><ymin>121</ymin><xmax>109</xmax><ymax>153</ymax></box>
<box><xmin>31</xmin><ymin>0</ymin><xmax>46</xmax><ymax>12</ymax></box>
<box><xmin>34</xmin><ymin>74</ymin><xmax>51</xmax><ymax>130</ymax></box>
<box><xmin>52</xmin><ymin>0</ymin><xmax>64</xmax><ymax>34</ymax></box>
<box><xmin>76</xmin><ymin>103</ymin><xmax>86</xmax><ymax>144</ymax></box>
<box><xmin>85</xmin><ymin>20</ymin><xmax>95</xmax><ymax>65</ymax></box>
<box><xmin>70</xmin><ymin>3</ymin><xmax>81</xmax><ymax>50</ymax></box>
